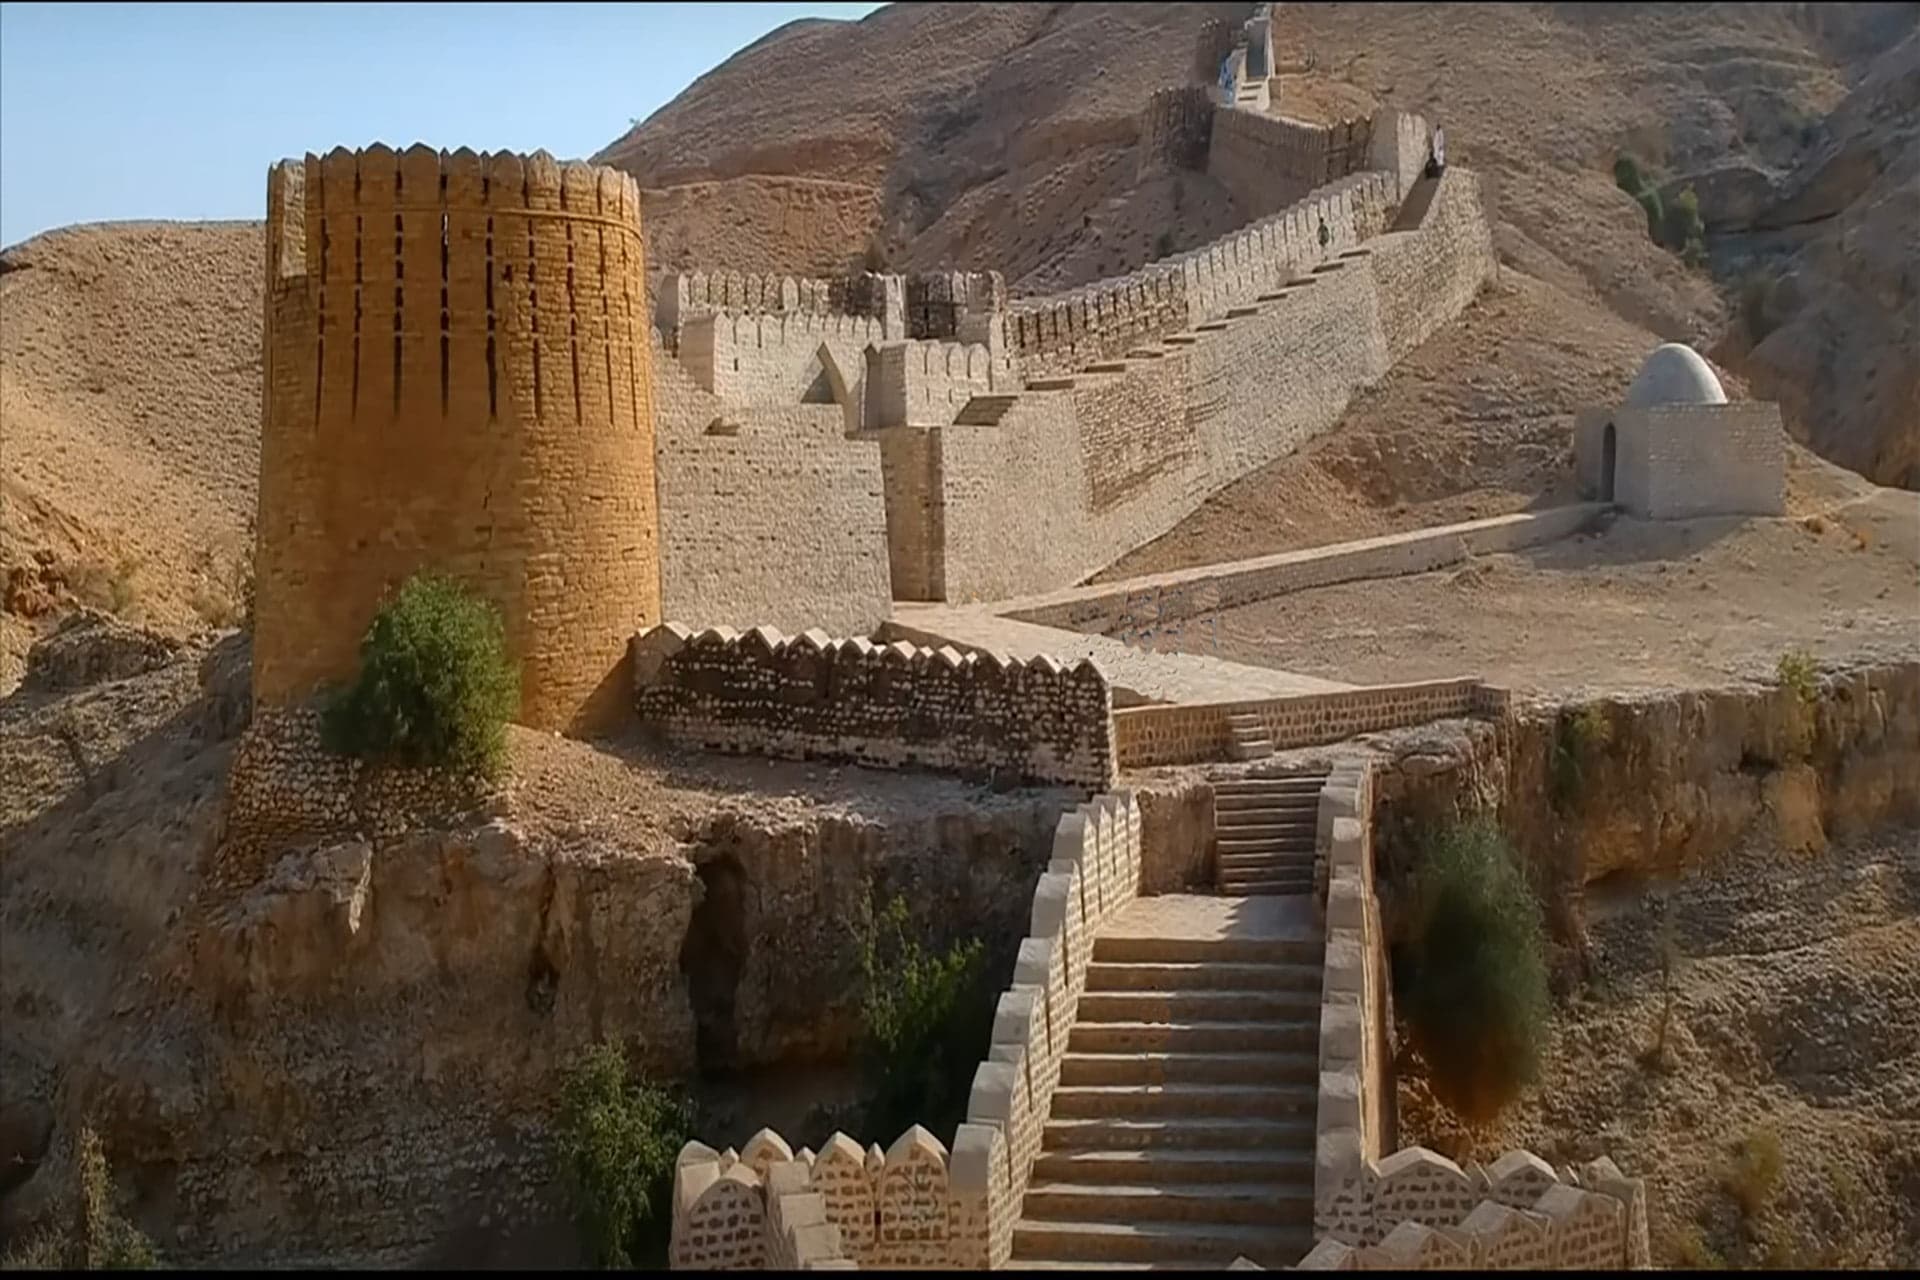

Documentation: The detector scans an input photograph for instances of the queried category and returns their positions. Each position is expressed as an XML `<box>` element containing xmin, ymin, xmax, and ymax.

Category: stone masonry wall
<box><xmin>926</xmin><ymin>169</ymin><xmax>1489</xmax><ymax>605</ymax></box>
<box><xmin>1363</xmin><ymin>166</ymin><xmax>1497</xmax><ymax>363</ymax></box>
<box><xmin>678</xmin><ymin>310</ymin><xmax>885</xmax><ymax>406</ymax></box>
<box><xmin>631</xmin><ymin>624</ymin><xmax>1117</xmax><ymax>789</ymax></box>
<box><xmin>668</xmin><ymin>791</ymin><xmax>1145</xmax><ymax>1271</ymax></box>
<box><xmin>1113</xmin><ymin>680</ymin><xmax>1507</xmax><ymax>770</ymax></box>
<box><xmin>1136</xmin><ymin>85</ymin><xmax>1217</xmax><ymax>178</ymax></box>
<box><xmin>1300</xmin><ymin>1148</ymin><xmax>1651</xmax><ymax>1270</ymax></box>
<box><xmin>1208</xmin><ymin>110</ymin><xmax>1375</xmax><ymax>220</ymax></box>
<box><xmin>253</xmin><ymin>146</ymin><xmax>659</xmax><ymax>736</ymax></box>
<box><xmin>864</xmin><ymin>340</ymin><xmax>1009</xmax><ymax>429</ymax></box>
<box><xmin>652</xmin><ymin>343</ymin><xmax>892</xmax><ymax>636</ymax></box>
<box><xmin>1630</xmin><ymin>403</ymin><xmax>1788</xmax><ymax>520</ymax></box>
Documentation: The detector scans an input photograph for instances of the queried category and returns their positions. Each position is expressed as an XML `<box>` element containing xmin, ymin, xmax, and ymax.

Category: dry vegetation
<box><xmin>1398</xmin><ymin>827</ymin><xmax>1920</xmax><ymax>1269</ymax></box>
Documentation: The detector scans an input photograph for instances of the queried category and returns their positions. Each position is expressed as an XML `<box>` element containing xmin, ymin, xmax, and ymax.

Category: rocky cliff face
<box><xmin>1369</xmin><ymin>659</ymin><xmax>1920</xmax><ymax>963</ymax></box>
<box><xmin>0</xmin><ymin>629</ymin><xmax>1068</xmax><ymax>1266</ymax></box>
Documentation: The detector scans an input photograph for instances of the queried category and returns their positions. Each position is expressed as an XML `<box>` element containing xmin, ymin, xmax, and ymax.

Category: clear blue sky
<box><xmin>0</xmin><ymin>1</ymin><xmax>883</xmax><ymax>249</ymax></box>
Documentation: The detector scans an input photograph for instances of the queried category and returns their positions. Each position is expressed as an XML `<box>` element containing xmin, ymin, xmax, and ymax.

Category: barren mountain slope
<box><xmin>0</xmin><ymin>223</ymin><xmax>260</xmax><ymax>688</ymax></box>
<box><xmin>604</xmin><ymin>0</ymin><xmax>1917</xmax><ymax>486</ymax></box>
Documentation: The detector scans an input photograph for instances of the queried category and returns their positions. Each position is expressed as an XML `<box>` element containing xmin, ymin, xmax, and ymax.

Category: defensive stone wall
<box><xmin>652</xmin><ymin>347</ymin><xmax>893</xmax><ymax>635</ymax></box>
<box><xmin>1003</xmin><ymin>506</ymin><xmax>1607</xmax><ymax>636</ymax></box>
<box><xmin>1311</xmin><ymin>764</ymin><xmax>1394</xmax><ymax>1203</ymax></box>
<box><xmin>670</xmin><ymin>1125</ymin><xmax>1003</xmax><ymax>1270</ymax></box>
<box><xmin>253</xmin><ymin>145</ymin><xmax>659</xmax><ymax>735</ymax></box>
<box><xmin>1298</xmin><ymin>1148</ymin><xmax>1652</xmax><ymax>1270</ymax></box>
<box><xmin>1113</xmin><ymin>681</ymin><xmax>1509</xmax><ymax>769</ymax></box>
<box><xmin>669</xmin><ymin>791</ymin><xmax>1146</xmax><ymax>1271</ymax></box>
<box><xmin>1136</xmin><ymin>85</ymin><xmax>1216</xmax><ymax>178</ymax></box>
<box><xmin>677</xmin><ymin>310</ymin><xmax>885</xmax><ymax>406</ymax></box>
<box><xmin>1209</xmin><ymin>110</ymin><xmax>1375</xmax><ymax>220</ymax></box>
<box><xmin>864</xmin><ymin>340</ymin><xmax>1011</xmax><ymax>429</ymax></box>
<box><xmin>630</xmin><ymin>624</ymin><xmax>1117</xmax><ymax>789</ymax></box>
<box><xmin>1004</xmin><ymin>170</ymin><xmax>1396</xmax><ymax>380</ymax></box>
<box><xmin>922</xmin><ymin>167</ymin><xmax>1491</xmax><ymax>605</ymax></box>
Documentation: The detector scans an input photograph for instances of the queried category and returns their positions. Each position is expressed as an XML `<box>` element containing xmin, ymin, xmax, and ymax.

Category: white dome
<box><xmin>1624</xmin><ymin>343</ymin><xmax>1728</xmax><ymax>409</ymax></box>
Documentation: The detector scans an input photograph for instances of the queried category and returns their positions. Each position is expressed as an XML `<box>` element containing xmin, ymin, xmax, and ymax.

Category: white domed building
<box><xmin>1574</xmin><ymin>343</ymin><xmax>1786</xmax><ymax>518</ymax></box>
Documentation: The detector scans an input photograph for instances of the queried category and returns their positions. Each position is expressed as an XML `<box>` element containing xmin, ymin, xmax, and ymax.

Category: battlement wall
<box><xmin>652</xmin><ymin>347</ymin><xmax>892</xmax><ymax>635</ymax></box>
<box><xmin>1300</xmin><ymin>1147</ymin><xmax>1652</xmax><ymax>1270</ymax></box>
<box><xmin>254</xmin><ymin>144</ymin><xmax>659</xmax><ymax>734</ymax></box>
<box><xmin>630</xmin><ymin>624</ymin><xmax>1117</xmax><ymax>788</ymax></box>
<box><xmin>1136</xmin><ymin>85</ymin><xmax>1216</xmax><ymax>178</ymax></box>
<box><xmin>670</xmin><ymin>791</ymin><xmax>1145</xmax><ymax>1271</ymax></box>
<box><xmin>1209</xmin><ymin>109</ymin><xmax>1375</xmax><ymax>220</ymax></box>
<box><xmin>863</xmin><ymin>339</ymin><xmax>1009</xmax><ymax>429</ymax></box>
<box><xmin>677</xmin><ymin>309</ymin><xmax>885</xmax><ymax>405</ymax></box>
<box><xmin>1005</xmin><ymin>171</ymin><xmax>1395</xmax><ymax>380</ymax></box>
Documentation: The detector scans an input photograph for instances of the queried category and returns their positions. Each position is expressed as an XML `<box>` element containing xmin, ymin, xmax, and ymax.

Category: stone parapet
<box><xmin>631</xmin><ymin>623</ymin><xmax>1117</xmax><ymax>789</ymax></box>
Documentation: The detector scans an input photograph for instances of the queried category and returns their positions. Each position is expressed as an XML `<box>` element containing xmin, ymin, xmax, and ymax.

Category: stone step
<box><xmin>1221</xmin><ymin>871</ymin><xmax>1313</xmax><ymax>890</ymax></box>
<box><xmin>1092</xmin><ymin>935</ymin><xmax>1320</xmax><ymax>966</ymax></box>
<box><xmin>1215</xmin><ymin>799</ymin><xmax>1320</xmax><ymax>821</ymax></box>
<box><xmin>1084</xmin><ymin>961</ymin><xmax>1320</xmax><ymax>993</ymax></box>
<box><xmin>1214</xmin><ymin>775</ymin><xmax>1326</xmax><ymax>795</ymax></box>
<box><xmin>1041</xmin><ymin>1115</ymin><xmax>1316</xmax><ymax>1151</ymax></box>
<box><xmin>1227</xmin><ymin>740</ymin><xmax>1274</xmax><ymax>761</ymax></box>
<box><xmin>1215</xmin><ymin>788</ymin><xmax>1322</xmax><ymax>809</ymax></box>
<box><xmin>1216</xmin><ymin>851</ymin><xmax>1314</xmax><ymax>871</ymax></box>
<box><xmin>1049</xmin><ymin>1082</ymin><xmax>1317</xmax><ymax>1120</ymax></box>
<box><xmin>1217</xmin><ymin>880</ymin><xmax>1314</xmax><ymax>898</ymax></box>
<box><xmin>1075</xmin><ymin>989</ymin><xmax>1320</xmax><ymax>1024</ymax></box>
<box><xmin>1011</xmin><ymin>1217</ymin><xmax>1316</xmax><ymax>1268</ymax></box>
<box><xmin>1031</xmin><ymin>1147</ymin><xmax>1315</xmax><ymax>1187</ymax></box>
<box><xmin>1022</xmin><ymin>1181</ymin><xmax>1314</xmax><ymax>1228</ymax></box>
<box><xmin>1068</xmin><ymin>1019</ymin><xmax>1317</xmax><ymax>1055</ymax></box>
<box><xmin>1216</xmin><ymin>837</ymin><xmax>1315</xmax><ymax>857</ymax></box>
<box><xmin>1057</xmin><ymin>1050</ymin><xmax>1318</xmax><ymax>1087</ymax></box>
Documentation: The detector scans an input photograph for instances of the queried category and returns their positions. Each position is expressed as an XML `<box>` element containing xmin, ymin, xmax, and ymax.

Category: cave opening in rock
<box><xmin>680</xmin><ymin>854</ymin><xmax>749</xmax><ymax>1075</ymax></box>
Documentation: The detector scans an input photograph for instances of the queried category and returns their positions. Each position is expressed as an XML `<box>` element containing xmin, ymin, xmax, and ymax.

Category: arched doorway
<box><xmin>1601</xmin><ymin>422</ymin><xmax>1618</xmax><ymax>503</ymax></box>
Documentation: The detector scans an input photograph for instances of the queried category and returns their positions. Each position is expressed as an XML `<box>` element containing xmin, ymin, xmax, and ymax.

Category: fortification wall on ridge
<box><xmin>652</xmin><ymin>347</ymin><xmax>892</xmax><ymax>635</ymax></box>
<box><xmin>631</xmin><ymin>624</ymin><xmax>1117</xmax><ymax>789</ymax></box>
<box><xmin>1004</xmin><ymin>170</ymin><xmax>1396</xmax><ymax>381</ymax></box>
<box><xmin>1137</xmin><ymin>85</ymin><xmax>1216</xmax><ymax>178</ymax></box>
<box><xmin>1209</xmin><ymin>109</ymin><xmax>1375</xmax><ymax>220</ymax></box>
<box><xmin>864</xmin><ymin>340</ymin><xmax>1009</xmax><ymax>429</ymax></box>
<box><xmin>253</xmin><ymin>145</ymin><xmax>659</xmax><ymax>734</ymax></box>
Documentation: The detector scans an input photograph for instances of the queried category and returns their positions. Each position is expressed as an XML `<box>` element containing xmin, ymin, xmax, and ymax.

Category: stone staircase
<box><xmin>952</xmin><ymin>393</ymin><xmax>1022</xmax><ymax>426</ymax></box>
<box><xmin>1225</xmin><ymin>712</ymin><xmax>1274</xmax><ymax>761</ymax></box>
<box><xmin>1214</xmin><ymin>772</ymin><xmax>1324</xmax><ymax>897</ymax></box>
<box><xmin>1011</xmin><ymin>915</ymin><xmax>1324</xmax><ymax>1269</ymax></box>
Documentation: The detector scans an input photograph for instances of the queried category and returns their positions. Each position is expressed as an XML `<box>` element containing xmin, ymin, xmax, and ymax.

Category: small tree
<box><xmin>0</xmin><ymin>1126</ymin><xmax>157</xmax><ymax>1271</ymax></box>
<box><xmin>321</xmin><ymin>573</ymin><xmax>519</xmax><ymax>777</ymax></box>
<box><xmin>556</xmin><ymin>1041</ymin><xmax>695</xmax><ymax>1270</ymax></box>
<box><xmin>855</xmin><ymin>894</ymin><xmax>991</xmax><ymax>1145</ymax></box>
<box><xmin>1400</xmin><ymin>820</ymin><xmax>1551</xmax><ymax>1125</ymax></box>
<box><xmin>1662</xmin><ymin>185</ymin><xmax>1704</xmax><ymax>255</ymax></box>
<box><xmin>1635</xmin><ymin>186</ymin><xmax>1665</xmax><ymax>243</ymax></box>
<box><xmin>1612</xmin><ymin>154</ymin><xmax>1645</xmax><ymax>196</ymax></box>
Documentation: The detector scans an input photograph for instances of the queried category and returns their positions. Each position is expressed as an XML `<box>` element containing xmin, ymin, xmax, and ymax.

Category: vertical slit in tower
<box><xmin>561</xmin><ymin>179</ymin><xmax>582</xmax><ymax>423</ymax></box>
<box><xmin>352</xmin><ymin>214</ymin><xmax>364</xmax><ymax>415</ymax></box>
<box><xmin>597</xmin><ymin>214</ymin><xmax>614</xmax><ymax>424</ymax></box>
<box><xmin>393</xmin><ymin>210</ymin><xmax>404</xmax><ymax>416</ymax></box>
<box><xmin>485</xmin><ymin>215</ymin><xmax>498</xmax><ymax>420</ymax></box>
<box><xmin>526</xmin><ymin>179</ymin><xmax>542</xmax><ymax>422</ymax></box>
<box><xmin>315</xmin><ymin>216</ymin><xmax>329</xmax><ymax>424</ymax></box>
<box><xmin>440</xmin><ymin>211</ymin><xmax>451</xmax><ymax>417</ymax></box>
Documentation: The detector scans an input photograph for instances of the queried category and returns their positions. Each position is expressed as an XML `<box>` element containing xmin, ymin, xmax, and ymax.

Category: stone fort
<box><xmin>243</xmin><ymin>2</ymin><xmax>1789</xmax><ymax>1267</ymax></box>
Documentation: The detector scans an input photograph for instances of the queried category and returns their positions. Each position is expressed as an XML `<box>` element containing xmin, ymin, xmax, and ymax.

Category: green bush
<box><xmin>1634</xmin><ymin>187</ymin><xmax>1665</xmax><ymax>243</ymax></box>
<box><xmin>1721</xmin><ymin>1127</ymin><xmax>1783</xmax><ymax>1218</ymax></box>
<box><xmin>1400</xmin><ymin>820</ymin><xmax>1551</xmax><ymax>1125</ymax></box>
<box><xmin>320</xmin><ymin>573</ymin><xmax>519</xmax><ymax>777</ymax></box>
<box><xmin>1663</xmin><ymin>185</ymin><xmax>1705</xmax><ymax>254</ymax></box>
<box><xmin>0</xmin><ymin>1126</ymin><xmax>157</xmax><ymax>1271</ymax></box>
<box><xmin>855</xmin><ymin>894</ymin><xmax>992</xmax><ymax>1145</ymax></box>
<box><xmin>1612</xmin><ymin>154</ymin><xmax>1646</xmax><ymax>196</ymax></box>
<box><xmin>1777</xmin><ymin>648</ymin><xmax>1819</xmax><ymax>705</ymax></box>
<box><xmin>1550</xmin><ymin>703</ymin><xmax>1612</xmax><ymax>814</ymax></box>
<box><xmin>555</xmin><ymin>1040</ymin><xmax>695</xmax><ymax>1270</ymax></box>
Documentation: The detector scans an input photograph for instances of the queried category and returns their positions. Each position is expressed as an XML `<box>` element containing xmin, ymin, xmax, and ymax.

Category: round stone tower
<box><xmin>253</xmin><ymin>144</ymin><xmax>661</xmax><ymax>734</ymax></box>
